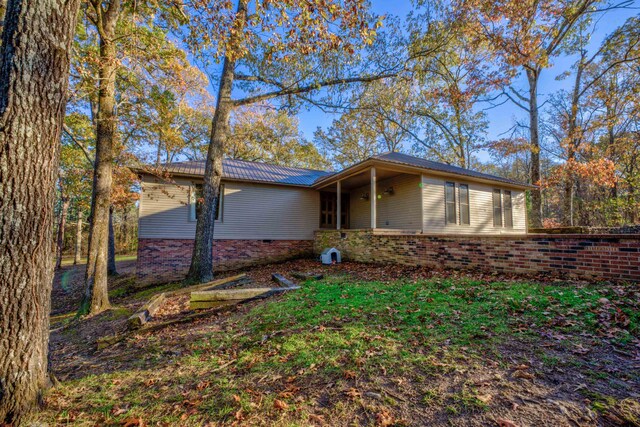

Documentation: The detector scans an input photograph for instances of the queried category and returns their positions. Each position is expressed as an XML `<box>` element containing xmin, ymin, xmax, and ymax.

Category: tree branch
<box><xmin>231</xmin><ymin>73</ymin><xmax>397</xmax><ymax>107</ymax></box>
<box><xmin>63</xmin><ymin>125</ymin><xmax>95</xmax><ymax>167</ymax></box>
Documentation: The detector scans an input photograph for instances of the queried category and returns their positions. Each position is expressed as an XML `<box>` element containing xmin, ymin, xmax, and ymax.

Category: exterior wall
<box><xmin>422</xmin><ymin>175</ymin><xmax>527</xmax><ymax>234</ymax></box>
<box><xmin>137</xmin><ymin>238</ymin><xmax>313</xmax><ymax>284</ymax></box>
<box><xmin>314</xmin><ymin>230</ymin><xmax>640</xmax><ymax>282</ymax></box>
<box><xmin>139</xmin><ymin>175</ymin><xmax>320</xmax><ymax>240</ymax></box>
<box><xmin>349</xmin><ymin>174</ymin><xmax>422</xmax><ymax>230</ymax></box>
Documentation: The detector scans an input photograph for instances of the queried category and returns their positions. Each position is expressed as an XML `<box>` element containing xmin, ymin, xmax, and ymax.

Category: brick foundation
<box><xmin>137</xmin><ymin>238</ymin><xmax>313</xmax><ymax>284</ymax></box>
<box><xmin>314</xmin><ymin>230</ymin><xmax>640</xmax><ymax>282</ymax></box>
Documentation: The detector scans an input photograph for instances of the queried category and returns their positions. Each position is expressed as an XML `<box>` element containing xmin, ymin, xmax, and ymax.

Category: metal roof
<box><xmin>370</xmin><ymin>152</ymin><xmax>531</xmax><ymax>187</ymax></box>
<box><xmin>158</xmin><ymin>158</ymin><xmax>332</xmax><ymax>186</ymax></box>
<box><xmin>145</xmin><ymin>152</ymin><xmax>530</xmax><ymax>189</ymax></box>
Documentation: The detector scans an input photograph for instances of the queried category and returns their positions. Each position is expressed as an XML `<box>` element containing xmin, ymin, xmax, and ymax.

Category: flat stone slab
<box><xmin>190</xmin><ymin>286</ymin><xmax>300</xmax><ymax>302</ymax></box>
<box><xmin>291</xmin><ymin>271</ymin><xmax>324</xmax><ymax>280</ymax></box>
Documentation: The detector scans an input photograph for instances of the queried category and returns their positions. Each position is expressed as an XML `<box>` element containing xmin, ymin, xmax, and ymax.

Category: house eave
<box><xmin>135</xmin><ymin>168</ymin><xmax>318</xmax><ymax>189</ymax></box>
<box><xmin>312</xmin><ymin>159</ymin><xmax>535</xmax><ymax>191</ymax></box>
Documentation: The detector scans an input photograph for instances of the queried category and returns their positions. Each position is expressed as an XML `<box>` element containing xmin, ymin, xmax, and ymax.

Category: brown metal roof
<box><xmin>158</xmin><ymin>158</ymin><xmax>333</xmax><ymax>186</ymax></box>
<box><xmin>143</xmin><ymin>152</ymin><xmax>530</xmax><ymax>189</ymax></box>
<box><xmin>370</xmin><ymin>152</ymin><xmax>532</xmax><ymax>188</ymax></box>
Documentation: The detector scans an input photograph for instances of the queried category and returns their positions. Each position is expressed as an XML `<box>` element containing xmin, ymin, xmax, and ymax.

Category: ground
<box><xmin>41</xmin><ymin>258</ymin><xmax>639</xmax><ymax>426</ymax></box>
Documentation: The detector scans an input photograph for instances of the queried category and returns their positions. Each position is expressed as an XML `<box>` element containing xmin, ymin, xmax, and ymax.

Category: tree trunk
<box><xmin>187</xmin><ymin>56</ymin><xmax>235</xmax><ymax>283</ymax></box>
<box><xmin>562</xmin><ymin>58</ymin><xmax>584</xmax><ymax>226</ymax></box>
<box><xmin>526</xmin><ymin>68</ymin><xmax>543</xmax><ymax>228</ymax></box>
<box><xmin>74</xmin><ymin>215</ymin><xmax>83</xmax><ymax>265</ymax></box>
<box><xmin>187</xmin><ymin>0</ymin><xmax>247</xmax><ymax>283</ymax></box>
<box><xmin>55</xmin><ymin>197</ymin><xmax>71</xmax><ymax>270</ymax></box>
<box><xmin>108</xmin><ymin>205</ymin><xmax>118</xmax><ymax>275</ymax></box>
<box><xmin>0</xmin><ymin>0</ymin><xmax>80</xmax><ymax>423</ymax></box>
<box><xmin>80</xmin><ymin>0</ymin><xmax>121</xmax><ymax>315</ymax></box>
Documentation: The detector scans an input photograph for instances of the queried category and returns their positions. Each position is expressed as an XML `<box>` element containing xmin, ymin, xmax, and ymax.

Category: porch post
<box><xmin>370</xmin><ymin>166</ymin><xmax>377</xmax><ymax>229</ymax></box>
<box><xmin>336</xmin><ymin>180</ymin><xmax>341</xmax><ymax>230</ymax></box>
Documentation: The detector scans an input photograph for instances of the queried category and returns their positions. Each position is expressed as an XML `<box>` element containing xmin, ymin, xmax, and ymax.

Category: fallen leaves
<box><xmin>477</xmin><ymin>393</ymin><xmax>493</xmax><ymax>404</ymax></box>
<box><xmin>512</xmin><ymin>364</ymin><xmax>534</xmax><ymax>380</ymax></box>
<box><xmin>308</xmin><ymin>413</ymin><xmax>326</xmax><ymax>425</ymax></box>
<box><xmin>375</xmin><ymin>409</ymin><xmax>395</xmax><ymax>426</ymax></box>
<box><xmin>273</xmin><ymin>399</ymin><xmax>289</xmax><ymax>411</ymax></box>
<box><xmin>512</xmin><ymin>369</ymin><xmax>535</xmax><ymax>380</ymax></box>
<box><xmin>121</xmin><ymin>417</ymin><xmax>145</xmax><ymax>427</ymax></box>
<box><xmin>496</xmin><ymin>418</ymin><xmax>519</xmax><ymax>427</ymax></box>
<box><xmin>344</xmin><ymin>387</ymin><xmax>361</xmax><ymax>400</ymax></box>
<box><xmin>343</xmin><ymin>370</ymin><xmax>357</xmax><ymax>379</ymax></box>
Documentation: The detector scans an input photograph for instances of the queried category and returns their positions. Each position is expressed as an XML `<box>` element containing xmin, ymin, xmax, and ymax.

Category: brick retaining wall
<box><xmin>314</xmin><ymin>230</ymin><xmax>640</xmax><ymax>282</ymax></box>
<box><xmin>137</xmin><ymin>238</ymin><xmax>313</xmax><ymax>284</ymax></box>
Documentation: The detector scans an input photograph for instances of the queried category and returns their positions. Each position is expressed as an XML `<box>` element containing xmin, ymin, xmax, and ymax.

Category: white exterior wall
<box><xmin>349</xmin><ymin>174</ymin><xmax>422</xmax><ymax>229</ymax></box>
<box><xmin>138</xmin><ymin>175</ymin><xmax>320</xmax><ymax>240</ymax></box>
<box><xmin>422</xmin><ymin>175</ymin><xmax>527</xmax><ymax>234</ymax></box>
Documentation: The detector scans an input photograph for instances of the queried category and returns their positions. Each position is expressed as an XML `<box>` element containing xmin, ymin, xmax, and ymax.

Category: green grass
<box><xmin>40</xmin><ymin>276</ymin><xmax>639</xmax><ymax>426</ymax></box>
<box><xmin>59</xmin><ymin>254</ymin><xmax>137</xmax><ymax>266</ymax></box>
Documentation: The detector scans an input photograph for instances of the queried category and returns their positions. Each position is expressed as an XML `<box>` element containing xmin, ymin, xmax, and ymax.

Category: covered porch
<box><xmin>314</xmin><ymin>164</ymin><xmax>424</xmax><ymax>231</ymax></box>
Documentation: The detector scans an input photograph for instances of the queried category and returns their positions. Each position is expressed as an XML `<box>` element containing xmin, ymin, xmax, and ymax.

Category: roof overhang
<box><xmin>312</xmin><ymin>159</ymin><xmax>535</xmax><ymax>191</ymax></box>
<box><xmin>133</xmin><ymin>166</ymin><xmax>319</xmax><ymax>189</ymax></box>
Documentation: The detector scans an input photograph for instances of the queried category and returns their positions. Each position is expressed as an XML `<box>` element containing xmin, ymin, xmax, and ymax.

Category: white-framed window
<box><xmin>189</xmin><ymin>183</ymin><xmax>223</xmax><ymax>222</ymax></box>
<box><xmin>445</xmin><ymin>181</ymin><xmax>456</xmax><ymax>224</ymax></box>
<box><xmin>492</xmin><ymin>189</ymin><xmax>502</xmax><ymax>227</ymax></box>
<box><xmin>459</xmin><ymin>184</ymin><xmax>470</xmax><ymax>225</ymax></box>
<box><xmin>504</xmin><ymin>190</ymin><xmax>513</xmax><ymax>228</ymax></box>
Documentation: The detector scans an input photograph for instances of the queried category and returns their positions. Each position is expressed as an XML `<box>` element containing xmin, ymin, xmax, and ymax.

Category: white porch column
<box><xmin>370</xmin><ymin>167</ymin><xmax>377</xmax><ymax>229</ymax></box>
<box><xmin>336</xmin><ymin>180</ymin><xmax>341</xmax><ymax>230</ymax></box>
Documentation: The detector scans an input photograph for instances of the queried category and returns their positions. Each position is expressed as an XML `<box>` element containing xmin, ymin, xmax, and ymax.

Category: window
<box><xmin>459</xmin><ymin>184</ymin><xmax>470</xmax><ymax>225</ymax></box>
<box><xmin>190</xmin><ymin>184</ymin><xmax>223</xmax><ymax>222</ymax></box>
<box><xmin>319</xmin><ymin>192</ymin><xmax>335</xmax><ymax>228</ymax></box>
<box><xmin>445</xmin><ymin>182</ymin><xmax>456</xmax><ymax>224</ymax></box>
<box><xmin>504</xmin><ymin>190</ymin><xmax>513</xmax><ymax>228</ymax></box>
<box><xmin>492</xmin><ymin>189</ymin><xmax>502</xmax><ymax>227</ymax></box>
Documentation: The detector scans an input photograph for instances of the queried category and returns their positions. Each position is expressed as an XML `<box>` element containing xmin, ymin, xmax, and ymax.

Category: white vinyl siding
<box><xmin>139</xmin><ymin>175</ymin><xmax>319</xmax><ymax>240</ymax></box>
<box><xmin>349</xmin><ymin>174</ymin><xmax>422</xmax><ymax>229</ymax></box>
<box><xmin>422</xmin><ymin>175</ymin><xmax>526</xmax><ymax>234</ymax></box>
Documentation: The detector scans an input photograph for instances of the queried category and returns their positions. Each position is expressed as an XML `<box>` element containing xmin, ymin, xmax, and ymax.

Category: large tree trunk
<box><xmin>187</xmin><ymin>56</ymin><xmax>235</xmax><ymax>283</ymax></box>
<box><xmin>187</xmin><ymin>0</ymin><xmax>247</xmax><ymax>283</ymax></box>
<box><xmin>74</xmin><ymin>215</ymin><xmax>83</xmax><ymax>265</ymax></box>
<box><xmin>0</xmin><ymin>0</ymin><xmax>80</xmax><ymax>423</ymax></box>
<box><xmin>80</xmin><ymin>0</ymin><xmax>121</xmax><ymax>315</ymax></box>
<box><xmin>526</xmin><ymin>68</ymin><xmax>543</xmax><ymax>228</ymax></box>
<box><xmin>55</xmin><ymin>197</ymin><xmax>71</xmax><ymax>270</ymax></box>
<box><xmin>108</xmin><ymin>205</ymin><xmax>118</xmax><ymax>275</ymax></box>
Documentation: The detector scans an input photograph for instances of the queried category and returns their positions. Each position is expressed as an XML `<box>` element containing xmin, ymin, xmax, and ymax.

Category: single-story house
<box><xmin>135</xmin><ymin>151</ymin><xmax>532</xmax><ymax>283</ymax></box>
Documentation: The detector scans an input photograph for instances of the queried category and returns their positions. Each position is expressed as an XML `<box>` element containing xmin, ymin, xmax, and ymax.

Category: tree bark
<box><xmin>187</xmin><ymin>0</ymin><xmax>247</xmax><ymax>283</ymax></box>
<box><xmin>0</xmin><ymin>0</ymin><xmax>80</xmax><ymax>423</ymax></box>
<box><xmin>74</xmin><ymin>215</ymin><xmax>83</xmax><ymax>265</ymax></box>
<box><xmin>526</xmin><ymin>68</ymin><xmax>543</xmax><ymax>228</ymax></box>
<box><xmin>55</xmin><ymin>197</ymin><xmax>71</xmax><ymax>270</ymax></box>
<box><xmin>562</xmin><ymin>57</ymin><xmax>585</xmax><ymax>226</ymax></box>
<box><xmin>187</xmin><ymin>56</ymin><xmax>235</xmax><ymax>283</ymax></box>
<box><xmin>80</xmin><ymin>0</ymin><xmax>121</xmax><ymax>315</ymax></box>
<box><xmin>108</xmin><ymin>205</ymin><xmax>118</xmax><ymax>275</ymax></box>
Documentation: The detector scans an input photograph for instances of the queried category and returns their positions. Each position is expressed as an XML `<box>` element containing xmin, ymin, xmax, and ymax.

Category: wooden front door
<box><xmin>320</xmin><ymin>192</ymin><xmax>349</xmax><ymax>229</ymax></box>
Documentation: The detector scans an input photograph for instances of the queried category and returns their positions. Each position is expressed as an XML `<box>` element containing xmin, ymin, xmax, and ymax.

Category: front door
<box><xmin>320</xmin><ymin>192</ymin><xmax>349</xmax><ymax>229</ymax></box>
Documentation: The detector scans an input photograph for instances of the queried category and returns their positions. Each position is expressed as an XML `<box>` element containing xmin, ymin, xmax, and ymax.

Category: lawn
<box><xmin>42</xmin><ymin>261</ymin><xmax>640</xmax><ymax>426</ymax></box>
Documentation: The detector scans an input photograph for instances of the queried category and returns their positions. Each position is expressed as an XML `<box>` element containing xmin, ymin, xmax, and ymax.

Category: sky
<box><xmin>294</xmin><ymin>0</ymin><xmax>639</xmax><ymax>163</ymax></box>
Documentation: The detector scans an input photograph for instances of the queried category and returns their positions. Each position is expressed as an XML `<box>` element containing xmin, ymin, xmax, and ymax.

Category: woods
<box><xmin>1</xmin><ymin>0</ymin><xmax>639</xmax><ymax>423</ymax></box>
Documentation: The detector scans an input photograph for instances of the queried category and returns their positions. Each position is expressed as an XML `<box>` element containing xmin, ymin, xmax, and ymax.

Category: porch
<box><xmin>315</xmin><ymin>165</ymin><xmax>423</xmax><ymax>231</ymax></box>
